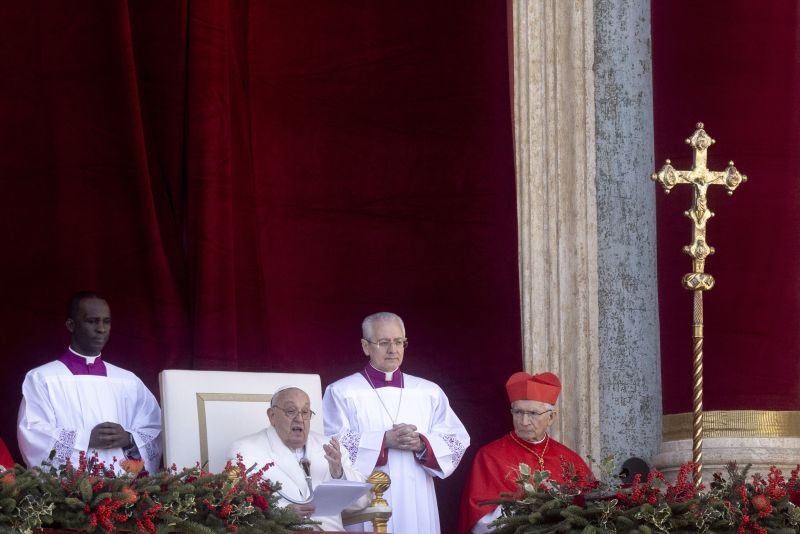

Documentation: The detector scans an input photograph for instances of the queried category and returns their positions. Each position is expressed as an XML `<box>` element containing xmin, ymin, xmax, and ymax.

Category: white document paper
<box><xmin>312</xmin><ymin>479</ymin><xmax>371</xmax><ymax>516</ymax></box>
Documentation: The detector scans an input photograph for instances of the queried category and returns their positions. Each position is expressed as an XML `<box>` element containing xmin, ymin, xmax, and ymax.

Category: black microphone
<box><xmin>299</xmin><ymin>457</ymin><xmax>313</xmax><ymax>497</ymax></box>
<box><xmin>300</xmin><ymin>457</ymin><xmax>311</xmax><ymax>477</ymax></box>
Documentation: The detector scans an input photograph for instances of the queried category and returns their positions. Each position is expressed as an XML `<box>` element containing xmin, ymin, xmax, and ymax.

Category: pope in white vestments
<box><xmin>17</xmin><ymin>292</ymin><xmax>162</xmax><ymax>474</ymax></box>
<box><xmin>228</xmin><ymin>386</ymin><xmax>368</xmax><ymax>531</ymax></box>
<box><xmin>323</xmin><ymin>312</ymin><xmax>470</xmax><ymax>534</ymax></box>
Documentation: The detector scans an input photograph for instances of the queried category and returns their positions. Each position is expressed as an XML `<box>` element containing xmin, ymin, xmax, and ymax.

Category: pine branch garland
<box><xmin>485</xmin><ymin>459</ymin><xmax>800</xmax><ymax>534</ymax></box>
<box><xmin>0</xmin><ymin>452</ymin><xmax>315</xmax><ymax>533</ymax></box>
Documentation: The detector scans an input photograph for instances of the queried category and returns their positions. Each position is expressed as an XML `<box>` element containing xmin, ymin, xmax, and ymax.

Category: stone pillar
<box><xmin>593</xmin><ymin>0</ymin><xmax>662</xmax><ymax>466</ymax></box>
<box><xmin>513</xmin><ymin>0</ymin><xmax>662</xmax><ymax>468</ymax></box>
<box><xmin>511</xmin><ymin>0</ymin><xmax>600</xmax><ymax>460</ymax></box>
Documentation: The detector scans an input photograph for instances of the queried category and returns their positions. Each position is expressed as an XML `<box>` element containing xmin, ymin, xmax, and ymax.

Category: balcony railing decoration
<box><xmin>0</xmin><ymin>451</ymin><xmax>313</xmax><ymax>533</ymax></box>
<box><xmin>487</xmin><ymin>458</ymin><xmax>800</xmax><ymax>533</ymax></box>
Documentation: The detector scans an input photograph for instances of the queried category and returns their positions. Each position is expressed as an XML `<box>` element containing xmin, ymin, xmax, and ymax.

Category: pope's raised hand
<box><xmin>323</xmin><ymin>436</ymin><xmax>344</xmax><ymax>479</ymax></box>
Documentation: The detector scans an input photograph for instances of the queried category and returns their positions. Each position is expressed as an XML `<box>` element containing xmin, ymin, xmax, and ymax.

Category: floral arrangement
<box><xmin>0</xmin><ymin>452</ymin><xmax>313</xmax><ymax>533</ymax></box>
<box><xmin>487</xmin><ymin>457</ymin><xmax>800</xmax><ymax>533</ymax></box>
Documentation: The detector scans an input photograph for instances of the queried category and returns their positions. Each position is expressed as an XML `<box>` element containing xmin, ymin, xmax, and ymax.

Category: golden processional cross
<box><xmin>651</xmin><ymin>123</ymin><xmax>747</xmax><ymax>487</ymax></box>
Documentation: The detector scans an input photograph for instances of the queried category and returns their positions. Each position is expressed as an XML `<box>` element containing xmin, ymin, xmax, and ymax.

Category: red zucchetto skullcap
<box><xmin>505</xmin><ymin>371</ymin><xmax>561</xmax><ymax>404</ymax></box>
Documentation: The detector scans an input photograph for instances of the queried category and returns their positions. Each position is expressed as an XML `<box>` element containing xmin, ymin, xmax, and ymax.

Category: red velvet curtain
<box><xmin>652</xmin><ymin>1</ymin><xmax>800</xmax><ymax>413</ymax></box>
<box><xmin>0</xmin><ymin>2</ymin><xmax>520</xmax><ymax>530</ymax></box>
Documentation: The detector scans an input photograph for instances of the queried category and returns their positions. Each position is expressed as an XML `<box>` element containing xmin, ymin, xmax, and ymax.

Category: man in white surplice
<box><xmin>17</xmin><ymin>291</ymin><xmax>162</xmax><ymax>474</ymax></box>
<box><xmin>228</xmin><ymin>386</ymin><xmax>368</xmax><ymax>531</ymax></box>
<box><xmin>323</xmin><ymin>311</ymin><xmax>471</xmax><ymax>534</ymax></box>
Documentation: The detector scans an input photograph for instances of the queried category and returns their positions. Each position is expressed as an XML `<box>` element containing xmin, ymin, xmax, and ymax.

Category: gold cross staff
<box><xmin>651</xmin><ymin>123</ymin><xmax>747</xmax><ymax>487</ymax></box>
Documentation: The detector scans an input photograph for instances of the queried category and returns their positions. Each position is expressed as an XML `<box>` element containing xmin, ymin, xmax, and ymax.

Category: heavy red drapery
<box><xmin>0</xmin><ymin>2</ymin><xmax>521</xmax><ymax>531</ymax></box>
<box><xmin>652</xmin><ymin>1</ymin><xmax>800</xmax><ymax>413</ymax></box>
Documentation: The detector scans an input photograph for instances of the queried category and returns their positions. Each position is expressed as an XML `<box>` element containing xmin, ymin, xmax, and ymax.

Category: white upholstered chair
<box><xmin>158</xmin><ymin>370</ymin><xmax>391</xmax><ymax>532</ymax></box>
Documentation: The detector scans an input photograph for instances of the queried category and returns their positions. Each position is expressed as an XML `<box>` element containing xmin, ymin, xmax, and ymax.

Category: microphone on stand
<box><xmin>299</xmin><ymin>457</ymin><xmax>313</xmax><ymax>496</ymax></box>
<box><xmin>277</xmin><ymin>457</ymin><xmax>314</xmax><ymax>505</ymax></box>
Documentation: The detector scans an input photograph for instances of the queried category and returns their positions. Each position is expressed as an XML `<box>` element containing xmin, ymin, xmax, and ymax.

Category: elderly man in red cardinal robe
<box><xmin>459</xmin><ymin>371</ymin><xmax>592</xmax><ymax>534</ymax></box>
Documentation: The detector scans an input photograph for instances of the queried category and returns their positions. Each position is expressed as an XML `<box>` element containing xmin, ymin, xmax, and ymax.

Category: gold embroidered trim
<box><xmin>663</xmin><ymin>410</ymin><xmax>800</xmax><ymax>441</ymax></box>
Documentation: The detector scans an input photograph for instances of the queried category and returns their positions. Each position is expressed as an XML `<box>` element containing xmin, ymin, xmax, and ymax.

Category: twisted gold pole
<box><xmin>651</xmin><ymin>123</ymin><xmax>746</xmax><ymax>487</ymax></box>
<box><xmin>691</xmin><ymin>291</ymin><xmax>704</xmax><ymax>487</ymax></box>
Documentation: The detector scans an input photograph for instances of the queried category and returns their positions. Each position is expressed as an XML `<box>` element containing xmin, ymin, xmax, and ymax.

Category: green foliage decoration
<box><xmin>484</xmin><ymin>457</ymin><xmax>800</xmax><ymax>534</ymax></box>
<box><xmin>0</xmin><ymin>451</ymin><xmax>315</xmax><ymax>533</ymax></box>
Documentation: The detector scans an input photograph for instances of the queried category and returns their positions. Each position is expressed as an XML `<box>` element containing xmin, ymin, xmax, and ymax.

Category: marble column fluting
<box><xmin>511</xmin><ymin>0</ymin><xmax>600</xmax><ymax>460</ymax></box>
<box><xmin>512</xmin><ymin>0</ymin><xmax>662</xmax><ymax>469</ymax></box>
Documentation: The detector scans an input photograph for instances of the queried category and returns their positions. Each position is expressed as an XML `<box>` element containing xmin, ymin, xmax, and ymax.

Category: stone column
<box><xmin>511</xmin><ymin>0</ymin><xmax>600</xmax><ymax>460</ymax></box>
<box><xmin>513</xmin><ymin>0</ymin><xmax>662</xmax><ymax>468</ymax></box>
<box><xmin>593</xmin><ymin>0</ymin><xmax>662</xmax><ymax>466</ymax></box>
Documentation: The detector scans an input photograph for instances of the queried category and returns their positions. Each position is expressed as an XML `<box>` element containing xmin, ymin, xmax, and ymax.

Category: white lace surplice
<box><xmin>323</xmin><ymin>372</ymin><xmax>470</xmax><ymax>534</ymax></box>
<box><xmin>17</xmin><ymin>360</ymin><xmax>162</xmax><ymax>474</ymax></box>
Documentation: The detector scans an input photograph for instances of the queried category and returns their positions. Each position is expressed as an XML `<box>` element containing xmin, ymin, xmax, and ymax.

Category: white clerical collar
<box><xmin>68</xmin><ymin>346</ymin><xmax>101</xmax><ymax>364</ymax></box>
<box><xmin>369</xmin><ymin>363</ymin><xmax>396</xmax><ymax>381</ymax></box>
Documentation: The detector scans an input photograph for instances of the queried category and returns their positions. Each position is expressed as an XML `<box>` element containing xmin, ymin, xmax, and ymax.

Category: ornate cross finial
<box><xmin>651</xmin><ymin>123</ymin><xmax>747</xmax><ymax>488</ymax></box>
<box><xmin>651</xmin><ymin>122</ymin><xmax>747</xmax><ymax>289</ymax></box>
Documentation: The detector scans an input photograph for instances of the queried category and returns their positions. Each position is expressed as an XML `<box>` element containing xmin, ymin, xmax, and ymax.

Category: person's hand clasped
<box><xmin>386</xmin><ymin>423</ymin><xmax>424</xmax><ymax>452</ymax></box>
<box><xmin>88</xmin><ymin>422</ymin><xmax>129</xmax><ymax>449</ymax></box>
<box><xmin>287</xmin><ymin>502</ymin><xmax>316</xmax><ymax>520</ymax></box>
<box><xmin>323</xmin><ymin>436</ymin><xmax>344</xmax><ymax>479</ymax></box>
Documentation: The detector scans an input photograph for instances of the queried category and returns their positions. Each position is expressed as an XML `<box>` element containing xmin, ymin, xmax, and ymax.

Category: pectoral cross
<box><xmin>651</xmin><ymin>123</ymin><xmax>747</xmax><ymax>487</ymax></box>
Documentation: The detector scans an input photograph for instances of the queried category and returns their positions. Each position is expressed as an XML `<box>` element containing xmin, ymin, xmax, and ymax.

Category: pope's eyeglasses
<box><xmin>273</xmin><ymin>406</ymin><xmax>315</xmax><ymax>420</ymax></box>
<box><xmin>510</xmin><ymin>408</ymin><xmax>553</xmax><ymax>419</ymax></box>
<box><xmin>365</xmin><ymin>338</ymin><xmax>409</xmax><ymax>351</ymax></box>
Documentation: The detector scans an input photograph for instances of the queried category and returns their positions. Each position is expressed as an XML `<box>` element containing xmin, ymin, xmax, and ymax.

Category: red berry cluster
<box><xmin>87</xmin><ymin>497</ymin><xmax>129</xmax><ymax>532</ymax></box>
<box><xmin>557</xmin><ymin>457</ymin><xmax>597</xmax><ymax>493</ymax></box>
<box><xmin>615</xmin><ymin>469</ymin><xmax>664</xmax><ymax>506</ymax></box>
<box><xmin>664</xmin><ymin>462</ymin><xmax>702</xmax><ymax>503</ymax></box>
